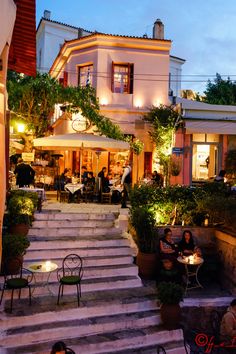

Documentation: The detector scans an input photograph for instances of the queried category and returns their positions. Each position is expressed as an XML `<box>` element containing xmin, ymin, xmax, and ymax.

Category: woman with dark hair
<box><xmin>159</xmin><ymin>228</ymin><xmax>178</xmax><ymax>258</ymax></box>
<box><xmin>178</xmin><ymin>230</ymin><xmax>201</xmax><ymax>256</ymax></box>
<box><xmin>51</xmin><ymin>341</ymin><xmax>75</xmax><ymax>354</ymax></box>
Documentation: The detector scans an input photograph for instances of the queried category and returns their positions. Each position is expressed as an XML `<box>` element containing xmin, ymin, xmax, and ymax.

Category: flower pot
<box><xmin>160</xmin><ymin>303</ymin><xmax>181</xmax><ymax>330</ymax></box>
<box><xmin>136</xmin><ymin>251</ymin><xmax>158</xmax><ymax>280</ymax></box>
<box><xmin>9</xmin><ymin>224</ymin><xmax>29</xmax><ymax>236</ymax></box>
<box><xmin>1</xmin><ymin>255</ymin><xmax>23</xmax><ymax>275</ymax></box>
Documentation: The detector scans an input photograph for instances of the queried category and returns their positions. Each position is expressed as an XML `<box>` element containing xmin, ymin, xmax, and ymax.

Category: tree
<box><xmin>143</xmin><ymin>105</ymin><xmax>182</xmax><ymax>185</ymax></box>
<box><xmin>7</xmin><ymin>71</ymin><xmax>124</xmax><ymax>140</ymax></box>
<box><xmin>204</xmin><ymin>73</ymin><xmax>236</xmax><ymax>105</ymax></box>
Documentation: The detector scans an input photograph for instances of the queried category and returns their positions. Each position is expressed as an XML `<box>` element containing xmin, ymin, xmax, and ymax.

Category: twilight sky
<box><xmin>36</xmin><ymin>0</ymin><xmax>236</xmax><ymax>94</ymax></box>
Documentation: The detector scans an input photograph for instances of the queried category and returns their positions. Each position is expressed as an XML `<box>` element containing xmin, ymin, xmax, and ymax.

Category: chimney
<box><xmin>44</xmin><ymin>10</ymin><xmax>51</xmax><ymax>20</ymax></box>
<box><xmin>153</xmin><ymin>19</ymin><xmax>164</xmax><ymax>39</ymax></box>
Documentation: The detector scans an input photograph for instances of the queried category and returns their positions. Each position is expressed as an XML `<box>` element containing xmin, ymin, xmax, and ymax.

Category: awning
<box><xmin>185</xmin><ymin>120</ymin><xmax>236</xmax><ymax>135</ymax></box>
<box><xmin>33</xmin><ymin>133</ymin><xmax>130</xmax><ymax>152</ymax></box>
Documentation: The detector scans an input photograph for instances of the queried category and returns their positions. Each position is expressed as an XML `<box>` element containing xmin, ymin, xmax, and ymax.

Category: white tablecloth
<box><xmin>65</xmin><ymin>183</ymin><xmax>84</xmax><ymax>194</ymax></box>
<box><xmin>19</xmin><ymin>187</ymin><xmax>46</xmax><ymax>201</ymax></box>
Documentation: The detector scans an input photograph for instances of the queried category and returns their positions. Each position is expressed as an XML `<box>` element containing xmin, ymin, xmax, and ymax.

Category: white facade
<box><xmin>37</xmin><ymin>15</ymin><xmax>185</xmax><ymax>95</ymax></box>
<box><xmin>170</xmin><ymin>55</ymin><xmax>185</xmax><ymax>97</ymax></box>
<box><xmin>36</xmin><ymin>13</ymin><xmax>91</xmax><ymax>73</ymax></box>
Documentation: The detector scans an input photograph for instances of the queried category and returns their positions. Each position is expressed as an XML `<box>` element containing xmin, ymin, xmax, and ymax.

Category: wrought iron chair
<box><xmin>0</xmin><ymin>258</ymin><xmax>33</xmax><ymax>313</ymax></box>
<box><xmin>57</xmin><ymin>254</ymin><xmax>83</xmax><ymax>307</ymax></box>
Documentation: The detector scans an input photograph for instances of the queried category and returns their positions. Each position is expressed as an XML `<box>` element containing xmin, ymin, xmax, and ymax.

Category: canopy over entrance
<box><xmin>33</xmin><ymin>133</ymin><xmax>129</xmax><ymax>152</ymax></box>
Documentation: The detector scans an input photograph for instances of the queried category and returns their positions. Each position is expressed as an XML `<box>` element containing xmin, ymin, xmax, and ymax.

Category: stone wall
<box><xmin>215</xmin><ymin>230</ymin><xmax>236</xmax><ymax>295</ymax></box>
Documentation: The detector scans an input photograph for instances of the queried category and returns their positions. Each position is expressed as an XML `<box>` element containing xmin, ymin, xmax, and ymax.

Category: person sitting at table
<box><xmin>14</xmin><ymin>158</ymin><xmax>35</xmax><ymax>187</ymax></box>
<box><xmin>112</xmin><ymin>161</ymin><xmax>123</xmax><ymax>177</ymax></box>
<box><xmin>80</xmin><ymin>165</ymin><xmax>88</xmax><ymax>184</ymax></box>
<box><xmin>98</xmin><ymin>167</ymin><xmax>110</xmax><ymax>192</ymax></box>
<box><xmin>178</xmin><ymin>230</ymin><xmax>201</xmax><ymax>256</ymax></box>
<box><xmin>220</xmin><ymin>298</ymin><xmax>236</xmax><ymax>345</ymax></box>
<box><xmin>87</xmin><ymin>171</ymin><xmax>95</xmax><ymax>186</ymax></box>
<box><xmin>159</xmin><ymin>228</ymin><xmax>179</xmax><ymax>259</ymax></box>
<box><xmin>157</xmin><ymin>258</ymin><xmax>182</xmax><ymax>285</ymax></box>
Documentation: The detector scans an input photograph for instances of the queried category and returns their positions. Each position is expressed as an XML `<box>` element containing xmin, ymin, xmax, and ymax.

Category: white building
<box><xmin>37</xmin><ymin>12</ymin><xmax>185</xmax><ymax>97</ymax></box>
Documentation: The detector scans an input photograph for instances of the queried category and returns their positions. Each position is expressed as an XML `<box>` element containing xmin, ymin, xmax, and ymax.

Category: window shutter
<box><xmin>63</xmin><ymin>71</ymin><xmax>68</xmax><ymax>87</ymax></box>
<box><xmin>111</xmin><ymin>62</ymin><xmax>115</xmax><ymax>92</ymax></box>
<box><xmin>129</xmin><ymin>63</ymin><xmax>134</xmax><ymax>94</ymax></box>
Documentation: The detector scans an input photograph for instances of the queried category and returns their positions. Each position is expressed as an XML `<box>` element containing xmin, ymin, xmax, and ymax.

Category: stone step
<box><xmin>27</xmin><ymin>237</ymin><xmax>130</xmax><ymax>250</ymax></box>
<box><xmin>1</xmin><ymin>287</ymin><xmax>158</xmax><ymax>329</ymax></box>
<box><xmin>22</xmin><ymin>263</ymin><xmax>139</xmax><ymax>281</ymax></box>
<box><xmin>5</xmin><ymin>326</ymin><xmax>185</xmax><ymax>354</ymax></box>
<box><xmin>24</xmin><ymin>255</ymin><xmax>134</xmax><ymax>268</ymax></box>
<box><xmin>34</xmin><ymin>212</ymin><xmax>116</xmax><ymax>221</ymax></box>
<box><xmin>24</xmin><ymin>246</ymin><xmax>133</xmax><ymax>260</ymax></box>
<box><xmin>28</xmin><ymin>226</ymin><xmax>121</xmax><ymax>237</ymax></box>
<box><xmin>32</xmin><ymin>219</ymin><xmax>115</xmax><ymax>228</ymax></box>
<box><xmin>1</xmin><ymin>310</ymin><xmax>160</xmax><ymax>349</ymax></box>
<box><xmin>1</xmin><ymin>276</ymin><xmax>143</xmax><ymax>301</ymax></box>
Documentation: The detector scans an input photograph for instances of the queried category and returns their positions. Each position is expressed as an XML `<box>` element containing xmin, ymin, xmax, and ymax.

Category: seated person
<box><xmin>98</xmin><ymin>167</ymin><xmax>110</xmax><ymax>192</ymax></box>
<box><xmin>157</xmin><ymin>258</ymin><xmax>182</xmax><ymax>284</ymax></box>
<box><xmin>112</xmin><ymin>161</ymin><xmax>123</xmax><ymax>177</ymax></box>
<box><xmin>178</xmin><ymin>230</ymin><xmax>201</xmax><ymax>256</ymax></box>
<box><xmin>51</xmin><ymin>341</ymin><xmax>75</xmax><ymax>354</ymax></box>
<box><xmin>152</xmin><ymin>170</ymin><xmax>164</xmax><ymax>187</ymax></box>
<box><xmin>220</xmin><ymin>298</ymin><xmax>236</xmax><ymax>344</ymax></box>
<box><xmin>87</xmin><ymin>171</ymin><xmax>95</xmax><ymax>186</ymax></box>
<box><xmin>159</xmin><ymin>228</ymin><xmax>179</xmax><ymax>259</ymax></box>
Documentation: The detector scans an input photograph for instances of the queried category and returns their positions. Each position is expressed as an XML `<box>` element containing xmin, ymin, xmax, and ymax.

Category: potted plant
<box><xmin>157</xmin><ymin>281</ymin><xmax>184</xmax><ymax>329</ymax></box>
<box><xmin>130</xmin><ymin>205</ymin><xmax>158</xmax><ymax>279</ymax></box>
<box><xmin>8</xmin><ymin>195</ymin><xmax>35</xmax><ymax>236</ymax></box>
<box><xmin>1</xmin><ymin>233</ymin><xmax>30</xmax><ymax>275</ymax></box>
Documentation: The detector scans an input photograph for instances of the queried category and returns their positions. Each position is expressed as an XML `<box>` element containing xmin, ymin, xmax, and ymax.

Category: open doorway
<box><xmin>192</xmin><ymin>143</ymin><xmax>219</xmax><ymax>181</ymax></box>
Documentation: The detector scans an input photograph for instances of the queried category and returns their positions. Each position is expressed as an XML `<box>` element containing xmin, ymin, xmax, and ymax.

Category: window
<box><xmin>112</xmin><ymin>63</ymin><xmax>134</xmax><ymax>94</ymax></box>
<box><xmin>78</xmin><ymin>64</ymin><xmax>93</xmax><ymax>87</ymax></box>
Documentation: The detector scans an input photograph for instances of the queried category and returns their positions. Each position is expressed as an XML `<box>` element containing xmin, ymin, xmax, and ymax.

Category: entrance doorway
<box><xmin>192</xmin><ymin>143</ymin><xmax>219</xmax><ymax>181</ymax></box>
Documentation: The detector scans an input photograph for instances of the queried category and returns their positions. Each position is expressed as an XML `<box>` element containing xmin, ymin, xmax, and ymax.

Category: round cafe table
<box><xmin>26</xmin><ymin>261</ymin><xmax>58</xmax><ymax>295</ymax></box>
<box><xmin>177</xmin><ymin>256</ymin><xmax>204</xmax><ymax>293</ymax></box>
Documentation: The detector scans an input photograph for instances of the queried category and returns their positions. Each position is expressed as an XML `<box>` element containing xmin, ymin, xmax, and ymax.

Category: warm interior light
<box><xmin>153</xmin><ymin>99</ymin><xmax>161</xmax><ymax>107</ymax></box>
<box><xmin>100</xmin><ymin>97</ymin><xmax>108</xmax><ymax>106</ymax></box>
<box><xmin>134</xmin><ymin>99</ymin><xmax>143</xmax><ymax>108</ymax></box>
<box><xmin>17</xmin><ymin>123</ymin><xmax>25</xmax><ymax>133</ymax></box>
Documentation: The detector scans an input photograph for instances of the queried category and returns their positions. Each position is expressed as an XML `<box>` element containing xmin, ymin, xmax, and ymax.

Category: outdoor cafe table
<box><xmin>65</xmin><ymin>183</ymin><xmax>84</xmax><ymax>194</ymax></box>
<box><xmin>26</xmin><ymin>260</ymin><xmax>58</xmax><ymax>295</ymax></box>
<box><xmin>177</xmin><ymin>255</ymin><xmax>204</xmax><ymax>293</ymax></box>
<box><xmin>19</xmin><ymin>187</ymin><xmax>46</xmax><ymax>201</ymax></box>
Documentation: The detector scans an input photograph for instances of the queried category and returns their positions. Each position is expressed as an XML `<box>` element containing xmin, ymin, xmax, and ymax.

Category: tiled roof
<box><xmin>64</xmin><ymin>31</ymin><xmax>171</xmax><ymax>44</ymax></box>
<box><xmin>37</xmin><ymin>17</ymin><xmax>92</xmax><ymax>34</ymax></box>
<box><xmin>37</xmin><ymin>17</ymin><xmax>171</xmax><ymax>42</ymax></box>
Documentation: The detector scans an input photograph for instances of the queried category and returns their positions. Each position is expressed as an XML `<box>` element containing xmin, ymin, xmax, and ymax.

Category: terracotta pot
<box><xmin>160</xmin><ymin>303</ymin><xmax>181</xmax><ymax>330</ymax></box>
<box><xmin>136</xmin><ymin>251</ymin><xmax>158</xmax><ymax>280</ymax></box>
<box><xmin>1</xmin><ymin>255</ymin><xmax>23</xmax><ymax>275</ymax></box>
<box><xmin>10</xmin><ymin>224</ymin><xmax>29</xmax><ymax>236</ymax></box>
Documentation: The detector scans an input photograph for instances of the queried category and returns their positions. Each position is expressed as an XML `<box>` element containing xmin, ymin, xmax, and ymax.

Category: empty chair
<box><xmin>101</xmin><ymin>192</ymin><xmax>111</xmax><ymax>204</ymax></box>
<box><xmin>0</xmin><ymin>258</ymin><xmax>33</xmax><ymax>313</ymax></box>
<box><xmin>57</xmin><ymin>254</ymin><xmax>83</xmax><ymax>306</ymax></box>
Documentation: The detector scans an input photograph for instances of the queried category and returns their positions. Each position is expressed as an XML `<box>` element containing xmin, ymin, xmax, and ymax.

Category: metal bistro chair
<box><xmin>57</xmin><ymin>254</ymin><xmax>83</xmax><ymax>307</ymax></box>
<box><xmin>0</xmin><ymin>258</ymin><xmax>33</xmax><ymax>313</ymax></box>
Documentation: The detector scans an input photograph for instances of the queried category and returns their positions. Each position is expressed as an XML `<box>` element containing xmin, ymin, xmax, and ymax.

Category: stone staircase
<box><xmin>0</xmin><ymin>210</ymin><xmax>185</xmax><ymax>354</ymax></box>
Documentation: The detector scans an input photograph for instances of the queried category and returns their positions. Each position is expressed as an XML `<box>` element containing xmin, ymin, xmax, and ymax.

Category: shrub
<box><xmin>157</xmin><ymin>281</ymin><xmax>184</xmax><ymax>304</ymax></box>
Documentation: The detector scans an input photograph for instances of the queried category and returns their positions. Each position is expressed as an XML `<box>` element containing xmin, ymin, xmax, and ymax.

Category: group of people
<box><xmin>157</xmin><ymin>228</ymin><xmax>201</xmax><ymax>285</ymax></box>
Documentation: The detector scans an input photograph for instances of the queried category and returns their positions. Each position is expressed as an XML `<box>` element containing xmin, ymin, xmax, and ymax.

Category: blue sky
<box><xmin>36</xmin><ymin>0</ymin><xmax>236</xmax><ymax>94</ymax></box>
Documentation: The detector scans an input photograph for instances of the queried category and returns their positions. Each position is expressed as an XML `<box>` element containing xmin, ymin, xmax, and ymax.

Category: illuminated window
<box><xmin>78</xmin><ymin>64</ymin><xmax>93</xmax><ymax>87</ymax></box>
<box><xmin>111</xmin><ymin>63</ymin><xmax>134</xmax><ymax>94</ymax></box>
